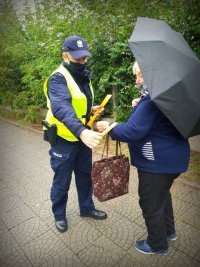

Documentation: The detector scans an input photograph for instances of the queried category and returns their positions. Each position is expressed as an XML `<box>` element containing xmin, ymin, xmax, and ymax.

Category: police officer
<box><xmin>43</xmin><ymin>35</ymin><xmax>107</xmax><ymax>233</ymax></box>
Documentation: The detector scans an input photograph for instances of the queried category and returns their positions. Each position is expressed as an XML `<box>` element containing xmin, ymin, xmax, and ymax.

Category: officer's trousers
<box><xmin>49</xmin><ymin>137</ymin><xmax>95</xmax><ymax>221</ymax></box>
<box><xmin>137</xmin><ymin>170</ymin><xmax>179</xmax><ymax>251</ymax></box>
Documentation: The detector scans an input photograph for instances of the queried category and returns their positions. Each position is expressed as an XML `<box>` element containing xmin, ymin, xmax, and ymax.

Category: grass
<box><xmin>180</xmin><ymin>150</ymin><xmax>200</xmax><ymax>183</ymax></box>
<box><xmin>0</xmin><ymin>108</ymin><xmax>23</xmax><ymax>121</ymax></box>
<box><xmin>0</xmin><ymin>108</ymin><xmax>43</xmax><ymax>131</ymax></box>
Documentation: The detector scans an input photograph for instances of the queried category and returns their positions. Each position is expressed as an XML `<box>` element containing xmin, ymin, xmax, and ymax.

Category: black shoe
<box><xmin>55</xmin><ymin>219</ymin><xmax>68</xmax><ymax>233</ymax></box>
<box><xmin>80</xmin><ymin>209</ymin><xmax>107</xmax><ymax>220</ymax></box>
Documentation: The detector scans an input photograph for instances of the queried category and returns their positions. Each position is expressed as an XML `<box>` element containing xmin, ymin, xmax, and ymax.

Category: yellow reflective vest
<box><xmin>43</xmin><ymin>64</ymin><xmax>94</xmax><ymax>141</ymax></box>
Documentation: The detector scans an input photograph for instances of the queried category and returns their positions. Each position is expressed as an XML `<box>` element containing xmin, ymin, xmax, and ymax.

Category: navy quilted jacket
<box><xmin>110</xmin><ymin>95</ymin><xmax>190</xmax><ymax>174</ymax></box>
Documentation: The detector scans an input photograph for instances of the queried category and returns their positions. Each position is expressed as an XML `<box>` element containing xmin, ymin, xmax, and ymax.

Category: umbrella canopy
<box><xmin>128</xmin><ymin>17</ymin><xmax>200</xmax><ymax>138</ymax></box>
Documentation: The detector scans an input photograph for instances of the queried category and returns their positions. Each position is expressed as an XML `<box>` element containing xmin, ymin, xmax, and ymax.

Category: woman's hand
<box><xmin>132</xmin><ymin>97</ymin><xmax>141</xmax><ymax>108</ymax></box>
<box><xmin>96</xmin><ymin>121</ymin><xmax>110</xmax><ymax>132</ymax></box>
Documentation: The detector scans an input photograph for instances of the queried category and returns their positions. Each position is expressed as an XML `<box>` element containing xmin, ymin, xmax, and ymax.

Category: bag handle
<box><xmin>101</xmin><ymin>135</ymin><xmax>122</xmax><ymax>159</ymax></box>
<box><xmin>116</xmin><ymin>141</ymin><xmax>122</xmax><ymax>156</ymax></box>
<box><xmin>101</xmin><ymin>134</ymin><xmax>109</xmax><ymax>159</ymax></box>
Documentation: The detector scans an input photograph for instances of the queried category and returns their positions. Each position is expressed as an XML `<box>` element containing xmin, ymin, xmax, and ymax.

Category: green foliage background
<box><xmin>0</xmin><ymin>0</ymin><xmax>199</xmax><ymax>123</ymax></box>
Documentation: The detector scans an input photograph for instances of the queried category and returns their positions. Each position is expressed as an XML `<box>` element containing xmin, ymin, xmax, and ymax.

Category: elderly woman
<box><xmin>97</xmin><ymin>61</ymin><xmax>190</xmax><ymax>255</ymax></box>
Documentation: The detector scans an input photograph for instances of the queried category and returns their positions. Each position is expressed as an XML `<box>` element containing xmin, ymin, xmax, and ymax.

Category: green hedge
<box><xmin>0</xmin><ymin>0</ymin><xmax>199</xmax><ymax>123</ymax></box>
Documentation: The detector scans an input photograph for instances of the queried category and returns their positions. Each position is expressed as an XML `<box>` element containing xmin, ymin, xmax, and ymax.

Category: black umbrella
<box><xmin>128</xmin><ymin>17</ymin><xmax>200</xmax><ymax>138</ymax></box>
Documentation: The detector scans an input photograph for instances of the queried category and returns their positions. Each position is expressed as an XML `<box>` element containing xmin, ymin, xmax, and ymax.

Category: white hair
<box><xmin>133</xmin><ymin>61</ymin><xmax>140</xmax><ymax>75</ymax></box>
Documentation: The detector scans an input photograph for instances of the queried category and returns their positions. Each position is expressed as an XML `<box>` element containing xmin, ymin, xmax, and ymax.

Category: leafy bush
<box><xmin>24</xmin><ymin>105</ymin><xmax>43</xmax><ymax>123</ymax></box>
<box><xmin>12</xmin><ymin>91</ymin><xmax>30</xmax><ymax>109</ymax></box>
<box><xmin>0</xmin><ymin>90</ymin><xmax>15</xmax><ymax>106</ymax></box>
<box><xmin>0</xmin><ymin>0</ymin><xmax>199</xmax><ymax>123</ymax></box>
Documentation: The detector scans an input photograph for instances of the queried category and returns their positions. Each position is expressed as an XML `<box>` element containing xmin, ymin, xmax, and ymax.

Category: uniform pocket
<box><xmin>49</xmin><ymin>147</ymin><xmax>70</xmax><ymax>172</ymax></box>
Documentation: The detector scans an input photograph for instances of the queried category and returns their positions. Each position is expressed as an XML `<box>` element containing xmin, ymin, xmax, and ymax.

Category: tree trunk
<box><xmin>112</xmin><ymin>85</ymin><xmax>118</xmax><ymax>120</ymax></box>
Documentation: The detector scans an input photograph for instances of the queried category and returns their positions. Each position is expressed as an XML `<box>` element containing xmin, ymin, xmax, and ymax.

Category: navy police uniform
<box><xmin>43</xmin><ymin>36</ymin><xmax>107</xmax><ymax>228</ymax></box>
<box><xmin>45</xmin><ymin>68</ymin><xmax>95</xmax><ymax>220</ymax></box>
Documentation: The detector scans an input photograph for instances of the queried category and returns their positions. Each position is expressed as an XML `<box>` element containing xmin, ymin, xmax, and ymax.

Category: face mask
<box><xmin>69</xmin><ymin>61</ymin><xmax>87</xmax><ymax>72</ymax></box>
<box><xmin>64</xmin><ymin>60</ymin><xmax>91</xmax><ymax>82</ymax></box>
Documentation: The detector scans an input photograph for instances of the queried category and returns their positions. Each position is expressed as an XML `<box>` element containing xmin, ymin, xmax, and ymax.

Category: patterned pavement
<box><xmin>0</xmin><ymin>119</ymin><xmax>200</xmax><ymax>267</ymax></box>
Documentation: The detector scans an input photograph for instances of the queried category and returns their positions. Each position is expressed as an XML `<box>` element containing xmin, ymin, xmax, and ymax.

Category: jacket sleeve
<box><xmin>110</xmin><ymin>96</ymin><xmax>161</xmax><ymax>142</ymax></box>
<box><xmin>48</xmin><ymin>73</ymin><xmax>86</xmax><ymax>138</ymax></box>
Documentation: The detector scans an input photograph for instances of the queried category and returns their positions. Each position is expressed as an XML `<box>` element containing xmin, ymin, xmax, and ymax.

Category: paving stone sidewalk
<box><xmin>0</xmin><ymin>119</ymin><xmax>200</xmax><ymax>267</ymax></box>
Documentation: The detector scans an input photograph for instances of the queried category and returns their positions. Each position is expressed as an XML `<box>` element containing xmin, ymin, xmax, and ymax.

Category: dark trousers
<box><xmin>49</xmin><ymin>137</ymin><xmax>95</xmax><ymax>221</ymax></box>
<box><xmin>137</xmin><ymin>170</ymin><xmax>179</xmax><ymax>251</ymax></box>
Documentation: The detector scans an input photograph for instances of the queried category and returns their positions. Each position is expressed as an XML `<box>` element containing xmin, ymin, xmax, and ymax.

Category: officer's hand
<box><xmin>92</xmin><ymin>105</ymin><xmax>104</xmax><ymax>115</ymax></box>
<box><xmin>79</xmin><ymin>129</ymin><xmax>102</xmax><ymax>149</ymax></box>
